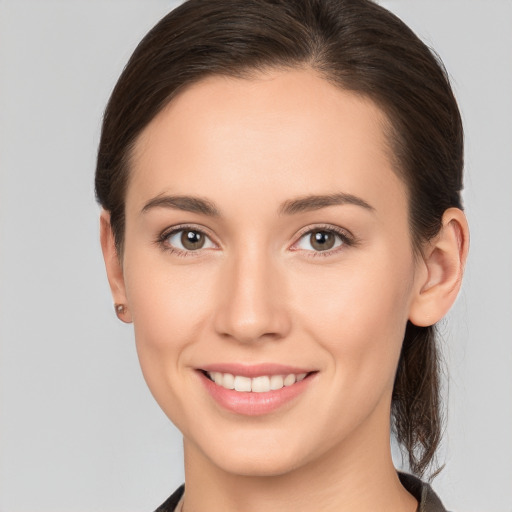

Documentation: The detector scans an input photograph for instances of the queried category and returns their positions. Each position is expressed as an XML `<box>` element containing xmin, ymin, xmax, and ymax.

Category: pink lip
<box><xmin>199</xmin><ymin>362</ymin><xmax>314</xmax><ymax>378</ymax></box>
<box><xmin>196</xmin><ymin>365</ymin><xmax>317</xmax><ymax>416</ymax></box>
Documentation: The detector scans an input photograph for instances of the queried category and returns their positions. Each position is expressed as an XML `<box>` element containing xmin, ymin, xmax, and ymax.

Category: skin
<box><xmin>101</xmin><ymin>69</ymin><xmax>468</xmax><ymax>512</ymax></box>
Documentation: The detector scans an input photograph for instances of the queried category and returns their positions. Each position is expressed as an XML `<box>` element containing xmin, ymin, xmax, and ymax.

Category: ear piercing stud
<box><xmin>114</xmin><ymin>303</ymin><xmax>127</xmax><ymax>320</ymax></box>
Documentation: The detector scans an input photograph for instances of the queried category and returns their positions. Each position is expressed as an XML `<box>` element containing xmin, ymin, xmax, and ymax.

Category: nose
<box><xmin>213</xmin><ymin>245</ymin><xmax>292</xmax><ymax>344</ymax></box>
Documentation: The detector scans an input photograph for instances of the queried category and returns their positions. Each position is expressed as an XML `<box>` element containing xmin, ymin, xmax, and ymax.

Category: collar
<box><xmin>398</xmin><ymin>472</ymin><xmax>448</xmax><ymax>512</ymax></box>
<box><xmin>155</xmin><ymin>473</ymin><xmax>448</xmax><ymax>512</ymax></box>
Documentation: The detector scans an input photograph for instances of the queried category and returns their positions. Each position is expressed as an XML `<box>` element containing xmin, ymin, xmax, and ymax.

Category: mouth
<box><xmin>201</xmin><ymin>370</ymin><xmax>312</xmax><ymax>392</ymax></box>
<box><xmin>197</xmin><ymin>365</ymin><xmax>317</xmax><ymax>416</ymax></box>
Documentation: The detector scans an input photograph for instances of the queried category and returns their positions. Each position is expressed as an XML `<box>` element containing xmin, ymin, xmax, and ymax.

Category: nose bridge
<box><xmin>213</xmin><ymin>239</ymin><xmax>290</xmax><ymax>343</ymax></box>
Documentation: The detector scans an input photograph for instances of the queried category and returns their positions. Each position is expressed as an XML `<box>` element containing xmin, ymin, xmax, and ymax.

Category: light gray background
<box><xmin>0</xmin><ymin>1</ymin><xmax>510</xmax><ymax>511</ymax></box>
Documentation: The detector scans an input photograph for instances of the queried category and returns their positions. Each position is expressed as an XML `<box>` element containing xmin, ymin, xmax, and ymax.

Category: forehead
<box><xmin>128</xmin><ymin>68</ymin><xmax>406</xmax><ymax>219</ymax></box>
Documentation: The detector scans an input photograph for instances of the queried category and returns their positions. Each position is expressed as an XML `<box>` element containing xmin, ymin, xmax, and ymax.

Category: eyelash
<box><xmin>156</xmin><ymin>224</ymin><xmax>216</xmax><ymax>258</ymax></box>
<box><xmin>292</xmin><ymin>224</ymin><xmax>356</xmax><ymax>259</ymax></box>
<box><xmin>156</xmin><ymin>223</ymin><xmax>356</xmax><ymax>259</ymax></box>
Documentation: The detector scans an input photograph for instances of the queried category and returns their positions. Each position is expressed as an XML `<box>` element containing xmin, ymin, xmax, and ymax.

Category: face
<box><xmin>116</xmin><ymin>69</ymin><xmax>424</xmax><ymax>477</ymax></box>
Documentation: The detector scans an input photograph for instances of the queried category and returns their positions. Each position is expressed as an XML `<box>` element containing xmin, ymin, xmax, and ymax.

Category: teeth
<box><xmin>284</xmin><ymin>374</ymin><xmax>296</xmax><ymax>386</ymax></box>
<box><xmin>234</xmin><ymin>376</ymin><xmax>251</xmax><ymax>392</ymax></box>
<box><xmin>251</xmin><ymin>376</ymin><xmax>270</xmax><ymax>393</ymax></box>
<box><xmin>222</xmin><ymin>372</ymin><xmax>235</xmax><ymax>389</ymax></box>
<box><xmin>206</xmin><ymin>371</ymin><xmax>309</xmax><ymax>392</ymax></box>
<box><xmin>270</xmin><ymin>375</ymin><xmax>284</xmax><ymax>390</ymax></box>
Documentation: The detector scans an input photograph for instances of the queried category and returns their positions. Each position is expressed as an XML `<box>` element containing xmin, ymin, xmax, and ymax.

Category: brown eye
<box><xmin>310</xmin><ymin>230</ymin><xmax>335</xmax><ymax>251</ymax></box>
<box><xmin>295</xmin><ymin>228</ymin><xmax>347</xmax><ymax>253</ymax></box>
<box><xmin>181</xmin><ymin>230</ymin><xmax>205</xmax><ymax>250</ymax></box>
<box><xmin>164</xmin><ymin>228</ymin><xmax>216</xmax><ymax>252</ymax></box>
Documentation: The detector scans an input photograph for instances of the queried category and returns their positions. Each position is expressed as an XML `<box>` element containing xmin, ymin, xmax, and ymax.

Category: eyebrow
<box><xmin>141</xmin><ymin>195</ymin><xmax>220</xmax><ymax>217</ymax></box>
<box><xmin>278</xmin><ymin>192</ymin><xmax>374</xmax><ymax>215</ymax></box>
<box><xmin>141</xmin><ymin>192</ymin><xmax>374</xmax><ymax>217</ymax></box>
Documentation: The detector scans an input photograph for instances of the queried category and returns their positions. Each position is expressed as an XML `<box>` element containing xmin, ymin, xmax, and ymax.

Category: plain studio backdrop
<box><xmin>0</xmin><ymin>1</ymin><xmax>511</xmax><ymax>511</ymax></box>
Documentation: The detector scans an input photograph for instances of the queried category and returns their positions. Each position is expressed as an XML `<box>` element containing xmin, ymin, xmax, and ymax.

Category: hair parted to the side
<box><xmin>95</xmin><ymin>0</ymin><xmax>463</xmax><ymax>478</ymax></box>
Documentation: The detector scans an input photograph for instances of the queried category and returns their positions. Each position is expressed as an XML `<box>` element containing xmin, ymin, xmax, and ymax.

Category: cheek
<box><xmin>292</xmin><ymin>249</ymin><xmax>415</xmax><ymax>384</ymax></box>
<box><xmin>124</xmin><ymin>234</ymin><xmax>217</xmax><ymax>335</ymax></box>
<box><xmin>122</xmin><ymin>246</ymin><xmax>219</xmax><ymax>402</ymax></box>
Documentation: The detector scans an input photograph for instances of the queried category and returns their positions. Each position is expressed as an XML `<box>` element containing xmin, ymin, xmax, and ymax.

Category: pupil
<box><xmin>181</xmin><ymin>230</ymin><xmax>204</xmax><ymax>250</ymax></box>
<box><xmin>311</xmin><ymin>231</ymin><xmax>334</xmax><ymax>251</ymax></box>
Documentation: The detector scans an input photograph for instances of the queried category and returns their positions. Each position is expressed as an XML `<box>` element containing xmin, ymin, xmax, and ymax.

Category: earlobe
<box><xmin>99</xmin><ymin>210</ymin><xmax>133</xmax><ymax>323</ymax></box>
<box><xmin>408</xmin><ymin>208</ymin><xmax>469</xmax><ymax>327</ymax></box>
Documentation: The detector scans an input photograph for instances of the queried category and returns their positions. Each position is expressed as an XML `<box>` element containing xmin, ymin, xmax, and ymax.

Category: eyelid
<box><xmin>156</xmin><ymin>222</ymin><xmax>357</xmax><ymax>257</ymax></box>
<box><xmin>156</xmin><ymin>223</ymin><xmax>219</xmax><ymax>256</ymax></box>
<box><xmin>289</xmin><ymin>224</ymin><xmax>356</xmax><ymax>255</ymax></box>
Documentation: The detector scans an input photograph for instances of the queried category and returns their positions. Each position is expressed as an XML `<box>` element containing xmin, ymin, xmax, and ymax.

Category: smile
<box><xmin>198</xmin><ymin>366</ymin><xmax>317</xmax><ymax>416</ymax></box>
<box><xmin>205</xmin><ymin>371</ymin><xmax>308</xmax><ymax>392</ymax></box>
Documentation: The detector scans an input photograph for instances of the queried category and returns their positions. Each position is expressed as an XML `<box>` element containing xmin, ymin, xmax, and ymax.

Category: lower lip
<box><xmin>198</xmin><ymin>371</ymin><xmax>315</xmax><ymax>416</ymax></box>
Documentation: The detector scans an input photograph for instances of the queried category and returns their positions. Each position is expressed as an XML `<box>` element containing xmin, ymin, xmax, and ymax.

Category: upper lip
<box><xmin>199</xmin><ymin>363</ymin><xmax>315</xmax><ymax>378</ymax></box>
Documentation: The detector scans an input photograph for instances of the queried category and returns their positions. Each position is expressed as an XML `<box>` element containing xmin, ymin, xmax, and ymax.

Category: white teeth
<box><xmin>234</xmin><ymin>375</ymin><xmax>252</xmax><ymax>392</ymax></box>
<box><xmin>251</xmin><ymin>376</ymin><xmax>270</xmax><ymax>393</ymax></box>
<box><xmin>284</xmin><ymin>374</ymin><xmax>296</xmax><ymax>386</ymax></box>
<box><xmin>270</xmin><ymin>375</ymin><xmax>284</xmax><ymax>390</ymax></box>
<box><xmin>222</xmin><ymin>373</ymin><xmax>235</xmax><ymax>389</ymax></box>
<box><xmin>206</xmin><ymin>371</ymin><xmax>309</xmax><ymax>392</ymax></box>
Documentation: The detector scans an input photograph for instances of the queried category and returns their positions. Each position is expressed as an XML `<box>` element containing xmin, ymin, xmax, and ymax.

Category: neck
<box><xmin>181</xmin><ymin>405</ymin><xmax>417</xmax><ymax>512</ymax></box>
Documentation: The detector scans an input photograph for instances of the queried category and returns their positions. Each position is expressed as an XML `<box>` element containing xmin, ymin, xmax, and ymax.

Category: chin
<box><xmin>212</xmin><ymin>448</ymin><xmax>306</xmax><ymax>478</ymax></box>
<box><xmin>188</xmin><ymin>426</ymin><xmax>317</xmax><ymax>478</ymax></box>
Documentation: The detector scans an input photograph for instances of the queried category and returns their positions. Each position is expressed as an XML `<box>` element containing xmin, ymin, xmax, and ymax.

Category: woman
<box><xmin>96</xmin><ymin>0</ymin><xmax>469</xmax><ymax>511</ymax></box>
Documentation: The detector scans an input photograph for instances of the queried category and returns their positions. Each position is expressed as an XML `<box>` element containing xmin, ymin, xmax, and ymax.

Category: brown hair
<box><xmin>95</xmin><ymin>0</ymin><xmax>463</xmax><ymax>478</ymax></box>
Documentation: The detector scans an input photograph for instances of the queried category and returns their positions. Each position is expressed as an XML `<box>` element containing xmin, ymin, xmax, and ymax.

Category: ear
<box><xmin>409</xmin><ymin>208</ymin><xmax>469</xmax><ymax>327</ymax></box>
<box><xmin>99</xmin><ymin>210</ymin><xmax>132</xmax><ymax>323</ymax></box>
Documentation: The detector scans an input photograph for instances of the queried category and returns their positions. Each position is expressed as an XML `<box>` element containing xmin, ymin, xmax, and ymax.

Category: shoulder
<box><xmin>398</xmin><ymin>472</ymin><xmax>448</xmax><ymax>512</ymax></box>
<box><xmin>154</xmin><ymin>484</ymin><xmax>184</xmax><ymax>512</ymax></box>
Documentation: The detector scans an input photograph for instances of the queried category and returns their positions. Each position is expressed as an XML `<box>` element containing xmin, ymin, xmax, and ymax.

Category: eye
<box><xmin>294</xmin><ymin>228</ymin><xmax>349</xmax><ymax>253</ymax></box>
<box><xmin>163</xmin><ymin>227</ymin><xmax>216</xmax><ymax>252</ymax></box>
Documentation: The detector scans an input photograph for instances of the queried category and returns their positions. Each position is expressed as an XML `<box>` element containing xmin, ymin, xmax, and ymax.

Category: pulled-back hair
<box><xmin>95</xmin><ymin>0</ymin><xmax>463</xmax><ymax>478</ymax></box>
